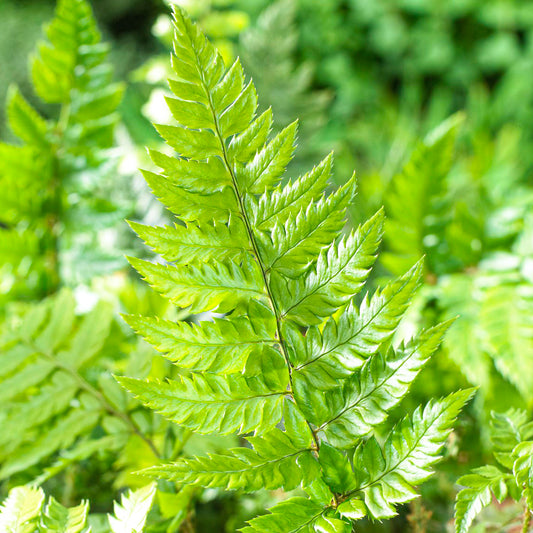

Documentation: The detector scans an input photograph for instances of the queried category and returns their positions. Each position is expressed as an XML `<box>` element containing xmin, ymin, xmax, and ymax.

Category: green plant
<box><xmin>238</xmin><ymin>0</ymin><xmax>330</xmax><ymax>174</ymax></box>
<box><xmin>381</xmin><ymin>111</ymin><xmax>533</xmax><ymax>421</ymax></box>
<box><xmin>117</xmin><ymin>7</ymin><xmax>474</xmax><ymax>529</ymax></box>
<box><xmin>0</xmin><ymin>483</ymin><xmax>156</xmax><ymax>532</ymax></box>
<box><xmin>0</xmin><ymin>0</ymin><xmax>125</xmax><ymax>303</ymax></box>
<box><xmin>455</xmin><ymin>409</ymin><xmax>533</xmax><ymax>532</ymax></box>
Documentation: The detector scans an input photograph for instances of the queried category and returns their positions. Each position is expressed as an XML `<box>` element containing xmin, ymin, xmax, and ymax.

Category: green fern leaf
<box><xmin>108</xmin><ymin>484</ymin><xmax>156</xmax><ymax>533</ymax></box>
<box><xmin>290</xmin><ymin>261</ymin><xmax>423</xmax><ymax>386</ymax></box>
<box><xmin>241</xmin><ymin>497</ymin><xmax>345</xmax><ymax>533</ymax></box>
<box><xmin>129</xmin><ymin>255</ymin><xmax>267</xmax><ymax>314</ymax></box>
<box><xmin>250</xmin><ymin>153</ymin><xmax>333</xmax><ymax>231</ymax></box>
<box><xmin>455</xmin><ymin>466</ymin><xmax>512</xmax><ymax>533</ymax></box>
<box><xmin>276</xmin><ymin>210</ymin><xmax>383</xmax><ymax>326</ymax></box>
<box><xmin>490</xmin><ymin>409</ymin><xmax>533</xmax><ymax>468</ymax></box>
<box><xmin>40</xmin><ymin>497</ymin><xmax>89</xmax><ymax>533</ymax></box>
<box><xmin>117</xmin><ymin>372</ymin><xmax>288</xmax><ymax>435</ymax></box>
<box><xmin>513</xmin><ymin>441</ymin><xmax>533</xmax><ymax>508</ymax></box>
<box><xmin>257</xmin><ymin>174</ymin><xmax>357</xmax><ymax>277</ymax></box>
<box><xmin>0</xmin><ymin>289</ymin><xmax>147</xmax><ymax>480</ymax></box>
<box><xmin>6</xmin><ymin>86</ymin><xmax>48</xmax><ymax>148</ymax></box>
<box><xmin>124</xmin><ymin>302</ymin><xmax>276</xmax><ymax>374</ymax></box>
<box><xmin>347</xmin><ymin>389</ymin><xmax>475</xmax><ymax>519</ymax></box>
<box><xmin>383</xmin><ymin>113</ymin><xmax>463</xmax><ymax>276</ymax></box>
<box><xmin>143</xmin><ymin>426</ymin><xmax>317</xmax><ymax>492</ymax></box>
<box><xmin>307</xmin><ymin>322</ymin><xmax>451</xmax><ymax>448</ymax></box>
<box><xmin>123</xmin><ymin>7</ymin><xmax>472</xmax><ymax>529</ymax></box>
<box><xmin>129</xmin><ymin>218</ymin><xmax>249</xmax><ymax>265</ymax></box>
<box><xmin>0</xmin><ymin>486</ymin><xmax>44</xmax><ymax>533</ymax></box>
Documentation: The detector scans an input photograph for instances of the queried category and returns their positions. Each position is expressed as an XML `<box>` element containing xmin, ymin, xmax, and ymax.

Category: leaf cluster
<box><xmin>455</xmin><ymin>409</ymin><xmax>533</xmax><ymax>532</ymax></box>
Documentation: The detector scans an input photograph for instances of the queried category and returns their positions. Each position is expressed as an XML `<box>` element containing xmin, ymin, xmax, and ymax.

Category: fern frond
<box><xmin>513</xmin><ymin>441</ymin><xmax>533</xmax><ymax>508</ymax></box>
<box><xmin>251</xmin><ymin>153</ymin><xmax>333</xmax><ymax>231</ymax></box>
<box><xmin>117</xmin><ymin>372</ymin><xmax>288</xmax><ymax>436</ymax></box>
<box><xmin>124</xmin><ymin>7</ymin><xmax>472</xmax><ymax>529</ymax></box>
<box><xmin>0</xmin><ymin>0</ymin><xmax>125</xmax><ymax>297</ymax></box>
<box><xmin>383</xmin><ymin>113</ymin><xmax>462</xmax><ymax>276</ymax></box>
<box><xmin>0</xmin><ymin>289</ymin><xmax>152</xmax><ymax>480</ymax></box>
<box><xmin>480</xmin><ymin>282</ymin><xmax>533</xmax><ymax>403</ymax></box>
<box><xmin>0</xmin><ymin>486</ymin><xmax>44</xmax><ymax>533</ymax></box>
<box><xmin>346</xmin><ymin>389</ymin><xmax>475</xmax><ymax>519</ymax></box>
<box><xmin>129</xmin><ymin>218</ymin><xmax>249</xmax><ymax>265</ymax></box>
<box><xmin>257</xmin><ymin>174</ymin><xmax>357</xmax><ymax>277</ymax></box>
<box><xmin>455</xmin><ymin>466</ymin><xmax>513</xmax><ymax>533</ymax></box>
<box><xmin>108</xmin><ymin>484</ymin><xmax>156</xmax><ymax>533</ymax></box>
<box><xmin>40</xmin><ymin>496</ymin><xmax>89</xmax><ymax>533</ymax></box>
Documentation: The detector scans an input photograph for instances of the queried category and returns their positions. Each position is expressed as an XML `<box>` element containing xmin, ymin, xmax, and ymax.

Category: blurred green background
<box><xmin>3</xmin><ymin>0</ymin><xmax>533</xmax><ymax>530</ymax></box>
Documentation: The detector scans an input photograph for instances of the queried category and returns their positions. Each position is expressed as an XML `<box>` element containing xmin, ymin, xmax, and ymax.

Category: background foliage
<box><xmin>2</xmin><ymin>0</ymin><xmax>533</xmax><ymax>531</ymax></box>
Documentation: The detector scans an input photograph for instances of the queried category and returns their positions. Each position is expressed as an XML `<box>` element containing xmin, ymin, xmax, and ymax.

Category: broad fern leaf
<box><xmin>276</xmin><ymin>210</ymin><xmax>384</xmax><ymax>326</ymax></box>
<box><xmin>124</xmin><ymin>7</ymin><xmax>473</xmax><ymax>529</ymax></box>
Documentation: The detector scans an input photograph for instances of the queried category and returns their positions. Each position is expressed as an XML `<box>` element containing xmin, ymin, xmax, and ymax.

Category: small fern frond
<box><xmin>455</xmin><ymin>408</ymin><xmax>533</xmax><ymax>531</ymax></box>
<box><xmin>383</xmin><ymin>113</ymin><xmax>463</xmax><ymax>276</ymax></box>
<box><xmin>108</xmin><ymin>484</ymin><xmax>156</xmax><ymax>533</ymax></box>
<box><xmin>40</xmin><ymin>496</ymin><xmax>90</xmax><ymax>533</ymax></box>
<box><xmin>0</xmin><ymin>0</ymin><xmax>125</xmax><ymax>297</ymax></box>
<box><xmin>0</xmin><ymin>289</ymin><xmax>153</xmax><ymax>480</ymax></box>
<box><xmin>0</xmin><ymin>486</ymin><xmax>44</xmax><ymax>533</ymax></box>
<box><xmin>455</xmin><ymin>466</ymin><xmax>513</xmax><ymax>533</ymax></box>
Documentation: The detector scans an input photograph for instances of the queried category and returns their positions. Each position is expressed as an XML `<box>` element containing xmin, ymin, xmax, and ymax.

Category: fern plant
<box><xmin>239</xmin><ymin>0</ymin><xmax>330</xmax><ymax>174</ymax></box>
<box><xmin>0</xmin><ymin>483</ymin><xmax>155</xmax><ymax>533</ymax></box>
<box><xmin>455</xmin><ymin>409</ymin><xmax>533</xmax><ymax>532</ymax></box>
<box><xmin>382</xmin><ymin>114</ymin><xmax>533</xmax><ymax>419</ymax></box>
<box><xmin>118</xmin><ymin>7</ymin><xmax>474</xmax><ymax>529</ymax></box>
<box><xmin>0</xmin><ymin>288</ymin><xmax>161</xmax><ymax>485</ymax></box>
<box><xmin>0</xmin><ymin>0</ymin><xmax>125</xmax><ymax>302</ymax></box>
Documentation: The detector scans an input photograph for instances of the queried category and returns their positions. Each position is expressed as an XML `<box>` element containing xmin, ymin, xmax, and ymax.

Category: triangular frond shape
<box><xmin>122</xmin><ymin>7</ymin><xmax>473</xmax><ymax>530</ymax></box>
